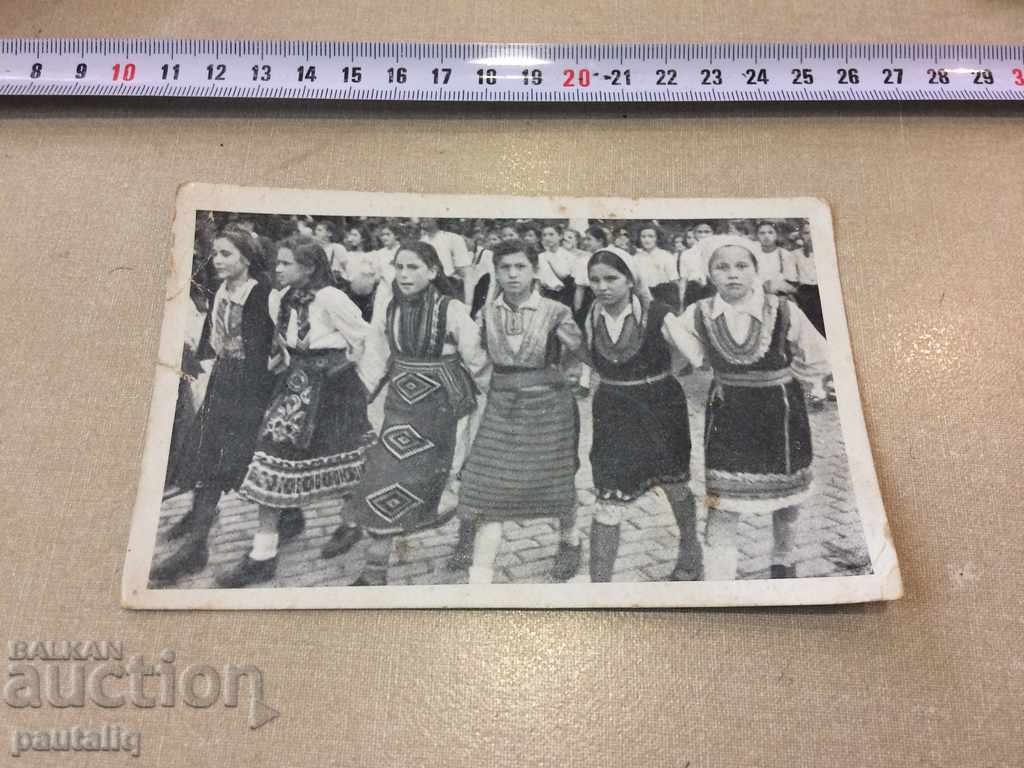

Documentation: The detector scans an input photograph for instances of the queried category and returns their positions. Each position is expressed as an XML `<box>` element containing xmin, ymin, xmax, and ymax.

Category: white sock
<box><xmin>704</xmin><ymin>545</ymin><xmax>738</xmax><ymax>581</ymax></box>
<box><xmin>250</xmin><ymin>531</ymin><xmax>279</xmax><ymax>561</ymax></box>
<box><xmin>468</xmin><ymin>565</ymin><xmax>495</xmax><ymax>584</ymax></box>
<box><xmin>471</xmin><ymin>521</ymin><xmax>503</xmax><ymax>573</ymax></box>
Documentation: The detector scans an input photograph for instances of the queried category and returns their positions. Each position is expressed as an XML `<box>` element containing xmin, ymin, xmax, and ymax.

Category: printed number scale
<box><xmin>1</xmin><ymin>40</ymin><xmax>1023</xmax><ymax>101</ymax></box>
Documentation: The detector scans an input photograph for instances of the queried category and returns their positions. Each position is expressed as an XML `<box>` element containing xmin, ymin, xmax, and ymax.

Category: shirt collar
<box><xmin>496</xmin><ymin>289</ymin><xmax>541</xmax><ymax>312</ymax></box>
<box><xmin>217</xmin><ymin>278</ymin><xmax>258</xmax><ymax>306</ymax></box>
<box><xmin>710</xmin><ymin>284</ymin><xmax>766</xmax><ymax>320</ymax></box>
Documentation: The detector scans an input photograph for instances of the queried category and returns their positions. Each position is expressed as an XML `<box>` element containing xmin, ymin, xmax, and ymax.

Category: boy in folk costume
<box><xmin>582</xmin><ymin>250</ymin><xmax>704</xmax><ymax>582</ymax></box>
<box><xmin>665</xmin><ymin>236</ymin><xmax>831</xmax><ymax>579</ymax></box>
<box><xmin>458</xmin><ymin>240</ymin><xmax>585</xmax><ymax>583</ymax></box>
<box><xmin>347</xmin><ymin>242</ymin><xmax>490</xmax><ymax>586</ymax></box>
<box><xmin>216</xmin><ymin>236</ymin><xmax>374</xmax><ymax>588</ymax></box>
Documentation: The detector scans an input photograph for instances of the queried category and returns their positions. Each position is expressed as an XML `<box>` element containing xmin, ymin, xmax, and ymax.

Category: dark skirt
<box><xmin>703</xmin><ymin>375</ymin><xmax>813</xmax><ymax>513</ymax></box>
<box><xmin>591</xmin><ymin>375</ymin><xmax>691</xmax><ymax>502</ymax></box>
<box><xmin>649</xmin><ymin>282</ymin><xmax>681</xmax><ymax>314</ymax></box>
<box><xmin>349</xmin><ymin>355</ymin><xmax>474</xmax><ymax>536</ymax></box>
<box><xmin>796</xmin><ymin>283</ymin><xmax>826</xmax><ymax>338</ymax></box>
<box><xmin>179</xmin><ymin>357</ymin><xmax>269</xmax><ymax>491</ymax></box>
<box><xmin>540</xmin><ymin>277</ymin><xmax>576</xmax><ymax>310</ymax></box>
<box><xmin>460</xmin><ymin>370</ymin><xmax>579</xmax><ymax>521</ymax></box>
<box><xmin>573</xmin><ymin>286</ymin><xmax>594</xmax><ymax>329</ymax></box>
<box><xmin>470</xmin><ymin>273</ymin><xmax>490</xmax><ymax>318</ymax></box>
<box><xmin>682</xmin><ymin>280</ymin><xmax>716</xmax><ymax>309</ymax></box>
<box><xmin>238</xmin><ymin>351</ymin><xmax>371</xmax><ymax>508</ymax></box>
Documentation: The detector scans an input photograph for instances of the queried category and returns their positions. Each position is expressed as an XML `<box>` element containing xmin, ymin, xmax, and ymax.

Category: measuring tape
<box><xmin>2</xmin><ymin>39</ymin><xmax>1023</xmax><ymax>102</ymax></box>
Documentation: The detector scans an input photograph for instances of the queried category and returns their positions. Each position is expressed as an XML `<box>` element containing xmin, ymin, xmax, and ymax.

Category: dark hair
<box><xmin>395</xmin><ymin>241</ymin><xmax>456</xmax><ymax>297</ymax></box>
<box><xmin>587</xmin><ymin>249</ymin><xmax>635</xmax><ymax>283</ymax></box>
<box><xmin>277</xmin><ymin>235</ymin><xmax>333</xmax><ymax>291</ymax></box>
<box><xmin>315</xmin><ymin>220</ymin><xmax>338</xmax><ymax>240</ymax></box>
<box><xmin>214</xmin><ymin>227</ymin><xmax>268</xmax><ymax>277</ymax></box>
<box><xmin>755</xmin><ymin>220</ymin><xmax>777</xmax><ymax>232</ymax></box>
<box><xmin>585</xmin><ymin>224</ymin><xmax>610</xmax><ymax>247</ymax></box>
<box><xmin>491</xmin><ymin>238</ymin><xmax>539</xmax><ymax>269</ymax></box>
<box><xmin>518</xmin><ymin>221</ymin><xmax>542</xmax><ymax>240</ymax></box>
<box><xmin>638</xmin><ymin>224</ymin><xmax>663</xmax><ymax>247</ymax></box>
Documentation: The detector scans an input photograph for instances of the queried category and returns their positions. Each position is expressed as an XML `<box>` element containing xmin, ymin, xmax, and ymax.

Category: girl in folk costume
<box><xmin>150</xmin><ymin>229</ymin><xmax>277</xmax><ymax>587</ymax></box>
<box><xmin>348</xmin><ymin>242</ymin><xmax>490</xmax><ymax>586</ymax></box>
<box><xmin>459</xmin><ymin>240</ymin><xmax>585</xmax><ymax>584</ymax></box>
<box><xmin>664</xmin><ymin>236</ymin><xmax>830</xmax><ymax>580</ymax></box>
<box><xmin>217</xmin><ymin>236</ymin><xmax>374</xmax><ymax>588</ymax></box>
<box><xmin>582</xmin><ymin>250</ymin><xmax>703</xmax><ymax>582</ymax></box>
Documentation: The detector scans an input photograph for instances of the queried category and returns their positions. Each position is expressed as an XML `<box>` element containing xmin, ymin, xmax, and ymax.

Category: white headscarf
<box><xmin>588</xmin><ymin>248</ymin><xmax>653</xmax><ymax>304</ymax></box>
<box><xmin>700</xmin><ymin>235</ymin><xmax>761</xmax><ymax>278</ymax></box>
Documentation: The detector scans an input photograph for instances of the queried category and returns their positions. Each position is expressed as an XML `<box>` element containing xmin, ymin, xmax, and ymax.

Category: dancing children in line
<box><xmin>665</xmin><ymin>235</ymin><xmax>830</xmax><ymax>580</ymax></box>
<box><xmin>151</xmin><ymin>229</ymin><xmax>279</xmax><ymax>587</ymax></box>
<box><xmin>347</xmin><ymin>242</ymin><xmax>490</xmax><ymax>586</ymax></box>
<box><xmin>217</xmin><ymin>236</ymin><xmax>374</xmax><ymax>587</ymax></box>
<box><xmin>458</xmin><ymin>240</ymin><xmax>585</xmax><ymax>583</ymax></box>
<box><xmin>581</xmin><ymin>250</ymin><xmax>703</xmax><ymax>582</ymax></box>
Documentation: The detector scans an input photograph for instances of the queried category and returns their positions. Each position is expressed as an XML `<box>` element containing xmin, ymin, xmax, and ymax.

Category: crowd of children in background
<box><xmin>153</xmin><ymin>212</ymin><xmax>832</xmax><ymax>589</ymax></box>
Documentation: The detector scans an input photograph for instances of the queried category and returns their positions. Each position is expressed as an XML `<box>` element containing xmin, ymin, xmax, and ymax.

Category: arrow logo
<box><xmin>249</xmin><ymin>699</ymin><xmax>281</xmax><ymax>730</ymax></box>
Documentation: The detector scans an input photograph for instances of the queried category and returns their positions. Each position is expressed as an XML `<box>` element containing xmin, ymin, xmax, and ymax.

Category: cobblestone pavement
<box><xmin>152</xmin><ymin>370</ymin><xmax>872</xmax><ymax>589</ymax></box>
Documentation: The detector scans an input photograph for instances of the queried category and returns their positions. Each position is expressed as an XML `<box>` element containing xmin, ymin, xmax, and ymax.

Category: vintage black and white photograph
<box><xmin>122</xmin><ymin>186</ymin><xmax>901</xmax><ymax>608</ymax></box>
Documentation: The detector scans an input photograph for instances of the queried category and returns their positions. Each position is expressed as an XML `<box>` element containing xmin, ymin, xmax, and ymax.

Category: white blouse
<box><xmin>269</xmin><ymin>285</ymin><xmax>371</xmax><ymax>356</ymax></box>
<box><xmin>663</xmin><ymin>287</ymin><xmax>831</xmax><ymax>382</ymax></box>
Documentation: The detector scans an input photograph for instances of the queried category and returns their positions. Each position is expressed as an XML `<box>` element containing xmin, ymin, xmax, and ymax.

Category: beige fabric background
<box><xmin>2</xmin><ymin>2</ymin><xmax>1023</xmax><ymax>765</ymax></box>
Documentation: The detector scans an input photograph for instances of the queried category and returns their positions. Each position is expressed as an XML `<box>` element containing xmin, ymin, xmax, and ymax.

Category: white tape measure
<box><xmin>2</xmin><ymin>39</ymin><xmax>1023</xmax><ymax>102</ymax></box>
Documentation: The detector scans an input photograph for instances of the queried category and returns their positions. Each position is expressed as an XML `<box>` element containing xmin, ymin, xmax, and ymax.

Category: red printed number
<box><xmin>111</xmin><ymin>63</ymin><xmax>136</xmax><ymax>81</ymax></box>
<box><xmin>1014</xmin><ymin>68</ymin><xmax>1024</xmax><ymax>86</ymax></box>
<box><xmin>563</xmin><ymin>68</ymin><xmax>591</xmax><ymax>87</ymax></box>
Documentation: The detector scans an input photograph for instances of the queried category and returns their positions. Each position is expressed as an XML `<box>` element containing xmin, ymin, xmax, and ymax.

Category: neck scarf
<box><xmin>390</xmin><ymin>282</ymin><xmax>447</xmax><ymax>358</ymax></box>
<box><xmin>276</xmin><ymin>285</ymin><xmax>318</xmax><ymax>348</ymax></box>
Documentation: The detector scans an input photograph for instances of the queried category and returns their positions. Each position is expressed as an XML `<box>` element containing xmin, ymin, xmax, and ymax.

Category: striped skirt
<box><xmin>460</xmin><ymin>369</ymin><xmax>579</xmax><ymax>521</ymax></box>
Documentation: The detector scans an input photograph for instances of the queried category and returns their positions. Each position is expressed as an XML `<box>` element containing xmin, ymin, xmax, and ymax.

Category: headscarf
<box><xmin>700</xmin><ymin>235</ymin><xmax>761</xmax><ymax>280</ymax></box>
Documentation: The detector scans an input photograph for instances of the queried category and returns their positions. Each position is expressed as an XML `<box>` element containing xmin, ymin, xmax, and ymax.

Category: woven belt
<box><xmin>714</xmin><ymin>369</ymin><xmax>793</xmax><ymax>388</ymax></box>
<box><xmin>600</xmin><ymin>371</ymin><xmax>672</xmax><ymax>387</ymax></box>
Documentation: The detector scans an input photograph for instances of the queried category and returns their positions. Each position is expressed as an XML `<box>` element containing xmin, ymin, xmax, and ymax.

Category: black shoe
<box><xmin>321</xmin><ymin>525</ymin><xmax>363</xmax><ymax>560</ymax></box>
<box><xmin>669</xmin><ymin>563</ymin><xmax>704</xmax><ymax>582</ymax></box>
<box><xmin>165</xmin><ymin>504</ymin><xmax>221</xmax><ymax>542</ymax></box>
<box><xmin>150</xmin><ymin>538</ymin><xmax>209</xmax><ymax>587</ymax></box>
<box><xmin>770</xmin><ymin>564</ymin><xmax>797</xmax><ymax>579</ymax></box>
<box><xmin>215</xmin><ymin>555</ymin><xmax>277</xmax><ymax>588</ymax></box>
<box><xmin>550</xmin><ymin>541</ymin><xmax>582</xmax><ymax>582</ymax></box>
<box><xmin>349</xmin><ymin>575</ymin><xmax>372</xmax><ymax>587</ymax></box>
<box><xmin>278</xmin><ymin>508</ymin><xmax>306</xmax><ymax>544</ymax></box>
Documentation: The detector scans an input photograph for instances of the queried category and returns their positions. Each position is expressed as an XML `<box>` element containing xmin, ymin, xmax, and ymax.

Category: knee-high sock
<box><xmin>704</xmin><ymin>508</ymin><xmax>739</xmax><ymax>581</ymax></box>
<box><xmin>559</xmin><ymin>506</ymin><xmax>580</xmax><ymax>546</ymax></box>
<box><xmin>249</xmin><ymin>506</ymin><xmax>281</xmax><ymax>561</ymax></box>
<box><xmin>362</xmin><ymin>535</ymin><xmax>393</xmax><ymax>585</ymax></box>
<box><xmin>468</xmin><ymin>521</ymin><xmax>502</xmax><ymax>583</ymax></box>
<box><xmin>589</xmin><ymin>502</ymin><xmax>623</xmax><ymax>583</ymax></box>
<box><xmin>589</xmin><ymin>520</ymin><xmax>621</xmax><ymax>583</ymax></box>
<box><xmin>189</xmin><ymin>484</ymin><xmax>222</xmax><ymax>539</ymax></box>
<box><xmin>664</xmin><ymin>482</ymin><xmax>703</xmax><ymax>575</ymax></box>
<box><xmin>772</xmin><ymin>506</ymin><xmax>800</xmax><ymax>567</ymax></box>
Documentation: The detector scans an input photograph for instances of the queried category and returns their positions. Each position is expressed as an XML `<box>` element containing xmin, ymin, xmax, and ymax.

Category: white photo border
<box><xmin>121</xmin><ymin>183</ymin><xmax>902</xmax><ymax>609</ymax></box>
